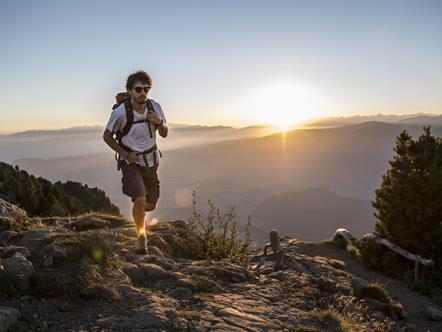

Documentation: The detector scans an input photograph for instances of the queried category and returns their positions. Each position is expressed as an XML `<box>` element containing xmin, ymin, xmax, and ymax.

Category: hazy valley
<box><xmin>3</xmin><ymin>115</ymin><xmax>441</xmax><ymax>243</ymax></box>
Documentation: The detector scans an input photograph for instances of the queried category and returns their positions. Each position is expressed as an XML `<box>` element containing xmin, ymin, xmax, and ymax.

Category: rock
<box><xmin>385</xmin><ymin>303</ymin><xmax>403</xmax><ymax>320</ymax></box>
<box><xmin>351</xmin><ymin>276</ymin><xmax>369</xmax><ymax>298</ymax></box>
<box><xmin>215</xmin><ymin>307</ymin><xmax>280</xmax><ymax>330</ymax></box>
<box><xmin>98</xmin><ymin>311</ymin><xmax>168</xmax><ymax>330</ymax></box>
<box><xmin>283</xmin><ymin>254</ymin><xmax>306</xmax><ymax>273</ymax></box>
<box><xmin>1</xmin><ymin>253</ymin><xmax>34</xmax><ymax>290</ymax></box>
<box><xmin>137</xmin><ymin>254</ymin><xmax>177</xmax><ymax>271</ymax></box>
<box><xmin>139</xmin><ymin>263</ymin><xmax>171</xmax><ymax>282</ymax></box>
<box><xmin>78</xmin><ymin>269</ymin><xmax>130</xmax><ymax>300</ymax></box>
<box><xmin>15</xmin><ymin>228</ymin><xmax>69</xmax><ymax>252</ymax></box>
<box><xmin>114</xmin><ymin>284</ymin><xmax>142</xmax><ymax>299</ymax></box>
<box><xmin>97</xmin><ymin>293</ymin><xmax>177</xmax><ymax>330</ymax></box>
<box><xmin>0</xmin><ymin>246</ymin><xmax>31</xmax><ymax>259</ymax></box>
<box><xmin>269</xmin><ymin>271</ymin><xmax>291</xmax><ymax>282</ymax></box>
<box><xmin>0</xmin><ymin>198</ymin><xmax>27</xmax><ymax>219</ymax></box>
<box><xmin>317</xmin><ymin>277</ymin><xmax>338</xmax><ymax>294</ymax></box>
<box><xmin>362</xmin><ymin>298</ymin><xmax>386</xmax><ymax>312</ymax></box>
<box><xmin>123</xmin><ymin>262</ymin><xmax>145</xmax><ymax>285</ymax></box>
<box><xmin>146</xmin><ymin>234</ymin><xmax>174</xmax><ymax>257</ymax></box>
<box><xmin>39</xmin><ymin>244</ymin><xmax>68</xmax><ymax>267</ymax></box>
<box><xmin>106</xmin><ymin>268</ymin><xmax>132</xmax><ymax>286</ymax></box>
<box><xmin>0</xmin><ymin>231</ymin><xmax>18</xmax><ymax>246</ymax></box>
<box><xmin>175</xmin><ymin>276</ymin><xmax>196</xmax><ymax>289</ymax></box>
<box><xmin>0</xmin><ymin>218</ymin><xmax>13</xmax><ymax>233</ymax></box>
<box><xmin>67</xmin><ymin>217</ymin><xmax>110</xmax><ymax>231</ymax></box>
<box><xmin>207</xmin><ymin>263</ymin><xmax>256</xmax><ymax>283</ymax></box>
<box><xmin>0</xmin><ymin>306</ymin><xmax>20</xmax><ymax>332</ymax></box>
<box><xmin>328</xmin><ymin>259</ymin><xmax>346</xmax><ymax>269</ymax></box>
<box><xmin>146</xmin><ymin>245</ymin><xmax>164</xmax><ymax>257</ymax></box>
<box><xmin>169</xmin><ymin>286</ymin><xmax>193</xmax><ymax>299</ymax></box>
<box><xmin>423</xmin><ymin>306</ymin><xmax>442</xmax><ymax>321</ymax></box>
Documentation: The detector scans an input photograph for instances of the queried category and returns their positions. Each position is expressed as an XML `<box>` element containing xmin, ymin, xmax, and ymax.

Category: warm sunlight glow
<box><xmin>175</xmin><ymin>188</ymin><xmax>193</xmax><ymax>207</ymax></box>
<box><xmin>145</xmin><ymin>217</ymin><xmax>158</xmax><ymax>230</ymax></box>
<box><xmin>241</xmin><ymin>81</ymin><xmax>330</xmax><ymax>129</ymax></box>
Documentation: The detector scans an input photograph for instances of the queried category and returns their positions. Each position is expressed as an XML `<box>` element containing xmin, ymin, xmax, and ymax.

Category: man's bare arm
<box><xmin>146</xmin><ymin>110</ymin><xmax>168</xmax><ymax>138</ymax></box>
<box><xmin>158</xmin><ymin>123</ymin><xmax>168</xmax><ymax>138</ymax></box>
<box><xmin>103</xmin><ymin>129</ymin><xmax>139</xmax><ymax>164</ymax></box>
<box><xmin>103</xmin><ymin>129</ymin><xmax>128</xmax><ymax>156</ymax></box>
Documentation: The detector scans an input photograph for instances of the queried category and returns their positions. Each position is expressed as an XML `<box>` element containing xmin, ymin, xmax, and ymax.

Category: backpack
<box><xmin>112</xmin><ymin>92</ymin><xmax>161</xmax><ymax>170</ymax></box>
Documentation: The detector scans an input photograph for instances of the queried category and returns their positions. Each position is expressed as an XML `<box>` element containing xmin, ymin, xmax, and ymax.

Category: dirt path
<box><xmin>291</xmin><ymin>240</ymin><xmax>442</xmax><ymax>332</ymax></box>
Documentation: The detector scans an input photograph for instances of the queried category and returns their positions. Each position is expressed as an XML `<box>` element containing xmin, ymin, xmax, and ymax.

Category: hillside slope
<box><xmin>1</xmin><ymin>209</ymin><xmax>440</xmax><ymax>331</ymax></box>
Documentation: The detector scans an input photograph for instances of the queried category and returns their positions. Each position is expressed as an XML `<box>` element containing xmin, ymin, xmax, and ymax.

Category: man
<box><xmin>103</xmin><ymin>70</ymin><xmax>168</xmax><ymax>254</ymax></box>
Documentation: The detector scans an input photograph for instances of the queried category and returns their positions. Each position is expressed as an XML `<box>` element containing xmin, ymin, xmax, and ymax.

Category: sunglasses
<box><xmin>133</xmin><ymin>86</ymin><xmax>150</xmax><ymax>93</ymax></box>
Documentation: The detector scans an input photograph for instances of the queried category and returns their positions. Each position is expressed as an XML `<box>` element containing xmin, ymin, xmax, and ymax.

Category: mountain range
<box><xmin>11</xmin><ymin>117</ymin><xmax>442</xmax><ymax>242</ymax></box>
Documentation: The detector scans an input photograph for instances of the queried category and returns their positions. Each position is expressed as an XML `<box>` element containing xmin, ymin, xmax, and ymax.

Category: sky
<box><xmin>0</xmin><ymin>0</ymin><xmax>441</xmax><ymax>133</ymax></box>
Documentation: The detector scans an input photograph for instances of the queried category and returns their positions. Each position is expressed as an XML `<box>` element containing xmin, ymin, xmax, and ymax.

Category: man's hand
<box><xmin>126</xmin><ymin>151</ymin><xmax>138</xmax><ymax>164</ymax></box>
<box><xmin>146</xmin><ymin>111</ymin><xmax>163</xmax><ymax>126</ymax></box>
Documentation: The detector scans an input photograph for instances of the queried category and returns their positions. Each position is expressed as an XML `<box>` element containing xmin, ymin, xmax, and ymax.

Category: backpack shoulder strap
<box><xmin>118</xmin><ymin>99</ymin><xmax>134</xmax><ymax>140</ymax></box>
<box><xmin>146</xmin><ymin>98</ymin><xmax>155</xmax><ymax>112</ymax></box>
<box><xmin>145</xmin><ymin>99</ymin><xmax>155</xmax><ymax>138</ymax></box>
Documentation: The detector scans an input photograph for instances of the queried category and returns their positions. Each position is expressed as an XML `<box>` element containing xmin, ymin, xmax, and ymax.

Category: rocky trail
<box><xmin>0</xmin><ymin>205</ymin><xmax>441</xmax><ymax>331</ymax></box>
<box><xmin>291</xmin><ymin>240</ymin><xmax>442</xmax><ymax>332</ymax></box>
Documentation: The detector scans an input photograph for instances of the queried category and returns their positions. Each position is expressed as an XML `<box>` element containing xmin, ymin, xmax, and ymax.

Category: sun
<box><xmin>241</xmin><ymin>81</ymin><xmax>329</xmax><ymax>131</ymax></box>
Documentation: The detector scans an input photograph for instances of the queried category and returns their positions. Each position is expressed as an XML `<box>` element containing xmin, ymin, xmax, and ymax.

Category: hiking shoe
<box><xmin>134</xmin><ymin>234</ymin><xmax>147</xmax><ymax>254</ymax></box>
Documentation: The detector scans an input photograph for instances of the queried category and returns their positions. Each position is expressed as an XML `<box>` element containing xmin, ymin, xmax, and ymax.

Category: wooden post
<box><xmin>263</xmin><ymin>230</ymin><xmax>286</xmax><ymax>270</ymax></box>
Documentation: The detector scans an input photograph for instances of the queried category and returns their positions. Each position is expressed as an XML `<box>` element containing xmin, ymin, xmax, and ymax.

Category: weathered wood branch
<box><xmin>334</xmin><ymin>228</ymin><xmax>434</xmax><ymax>282</ymax></box>
<box><xmin>361</xmin><ymin>233</ymin><xmax>434</xmax><ymax>267</ymax></box>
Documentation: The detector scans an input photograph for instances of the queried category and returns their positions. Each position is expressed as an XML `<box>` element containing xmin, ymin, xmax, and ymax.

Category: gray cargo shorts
<box><xmin>120</xmin><ymin>162</ymin><xmax>160</xmax><ymax>204</ymax></box>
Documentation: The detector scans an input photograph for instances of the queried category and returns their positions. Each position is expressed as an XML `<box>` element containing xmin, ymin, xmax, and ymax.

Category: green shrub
<box><xmin>187</xmin><ymin>191</ymin><xmax>254</xmax><ymax>264</ymax></box>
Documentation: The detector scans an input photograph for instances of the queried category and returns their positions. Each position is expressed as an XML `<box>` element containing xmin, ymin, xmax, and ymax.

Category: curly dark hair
<box><xmin>126</xmin><ymin>70</ymin><xmax>153</xmax><ymax>90</ymax></box>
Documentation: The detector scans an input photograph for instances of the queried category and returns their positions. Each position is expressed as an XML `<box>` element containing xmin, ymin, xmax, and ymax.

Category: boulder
<box><xmin>122</xmin><ymin>262</ymin><xmax>145</xmax><ymax>285</ymax></box>
<box><xmin>423</xmin><ymin>306</ymin><xmax>442</xmax><ymax>321</ymax></box>
<box><xmin>0</xmin><ymin>231</ymin><xmax>18</xmax><ymax>246</ymax></box>
<box><xmin>38</xmin><ymin>244</ymin><xmax>68</xmax><ymax>267</ymax></box>
<box><xmin>0</xmin><ymin>246</ymin><xmax>31</xmax><ymax>259</ymax></box>
<box><xmin>146</xmin><ymin>245</ymin><xmax>165</xmax><ymax>257</ymax></box>
<box><xmin>139</xmin><ymin>263</ymin><xmax>171</xmax><ymax>283</ymax></box>
<box><xmin>67</xmin><ymin>217</ymin><xmax>110</xmax><ymax>232</ymax></box>
<box><xmin>15</xmin><ymin>228</ymin><xmax>69</xmax><ymax>252</ymax></box>
<box><xmin>0</xmin><ymin>306</ymin><xmax>20</xmax><ymax>332</ymax></box>
<box><xmin>0</xmin><ymin>198</ymin><xmax>27</xmax><ymax>219</ymax></box>
<box><xmin>351</xmin><ymin>276</ymin><xmax>369</xmax><ymax>298</ymax></box>
<box><xmin>146</xmin><ymin>234</ymin><xmax>174</xmax><ymax>257</ymax></box>
<box><xmin>1</xmin><ymin>253</ymin><xmax>34</xmax><ymax>290</ymax></box>
<box><xmin>317</xmin><ymin>277</ymin><xmax>338</xmax><ymax>294</ymax></box>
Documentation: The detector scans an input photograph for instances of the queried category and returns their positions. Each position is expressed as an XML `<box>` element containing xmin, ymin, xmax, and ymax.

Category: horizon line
<box><xmin>0</xmin><ymin>112</ymin><xmax>441</xmax><ymax>135</ymax></box>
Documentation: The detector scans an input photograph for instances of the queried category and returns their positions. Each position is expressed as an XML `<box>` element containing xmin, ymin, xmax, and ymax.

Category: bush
<box><xmin>360</xmin><ymin>282</ymin><xmax>390</xmax><ymax>303</ymax></box>
<box><xmin>306</xmin><ymin>310</ymin><xmax>356</xmax><ymax>332</ymax></box>
<box><xmin>357</xmin><ymin>238</ymin><xmax>413</xmax><ymax>278</ymax></box>
<box><xmin>187</xmin><ymin>191</ymin><xmax>254</xmax><ymax>264</ymax></box>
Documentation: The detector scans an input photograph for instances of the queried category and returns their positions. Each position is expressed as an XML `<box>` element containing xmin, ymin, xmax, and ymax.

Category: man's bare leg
<box><xmin>144</xmin><ymin>202</ymin><xmax>156</xmax><ymax>212</ymax></box>
<box><xmin>133</xmin><ymin>197</ymin><xmax>147</xmax><ymax>236</ymax></box>
<box><xmin>144</xmin><ymin>202</ymin><xmax>158</xmax><ymax>229</ymax></box>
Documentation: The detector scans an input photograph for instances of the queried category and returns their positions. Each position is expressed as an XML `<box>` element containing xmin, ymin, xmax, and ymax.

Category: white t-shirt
<box><xmin>106</xmin><ymin>99</ymin><xmax>167</xmax><ymax>167</ymax></box>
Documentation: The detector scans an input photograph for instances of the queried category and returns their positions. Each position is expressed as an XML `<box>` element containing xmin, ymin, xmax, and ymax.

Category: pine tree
<box><xmin>372</xmin><ymin>127</ymin><xmax>442</xmax><ymax>259</ymax></box>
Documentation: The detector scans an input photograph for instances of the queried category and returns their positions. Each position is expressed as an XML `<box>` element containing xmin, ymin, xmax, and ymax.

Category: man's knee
<box><xmin>133</xmin><ymin>197</ymin><xmax>146</xmax><ymax>211</ymax></box>
<box><xmin>144</xmin><ymin>201</ymin><xmax>156</xmax><ymax>211</ymax></box>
